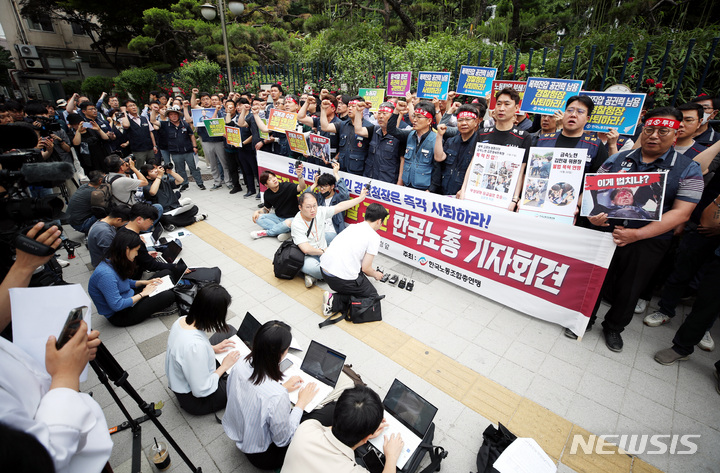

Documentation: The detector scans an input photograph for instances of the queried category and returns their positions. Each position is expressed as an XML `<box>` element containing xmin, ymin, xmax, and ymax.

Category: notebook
<box><xmin>148</xmin><ymin>259</ymin><xmax>188</xmax><ymax>297</ymax></box>
<box><xmin>369</xmin><ymin>378</ymin><xmax>438</xmax><ymax>470</ymax></box>
<box><xmin>157</xmin><ymin>240</ymin><xmax>182</xmax><ymax>264</ymax></box>
<box><xmin>282</xmin><ymin>340</ymin><xmax>346</xmax><ymax>412</ymax></box>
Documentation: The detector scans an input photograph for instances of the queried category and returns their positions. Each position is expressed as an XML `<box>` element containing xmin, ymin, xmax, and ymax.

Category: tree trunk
<box><xmin>385</xmin><ymin>0</ymin><xmax>416</xmax><ymax>37</ymax></box>
<box><xmin>509</xmin><ymin>0</ymin><xmax>521</xmax><ymax>43</ymax></box>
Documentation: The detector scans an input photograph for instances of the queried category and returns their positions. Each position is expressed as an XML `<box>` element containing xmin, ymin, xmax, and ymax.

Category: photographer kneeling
<box><xmin>140</xmin><ymin>163</ymin><xmax>207</xmax><ymax>230</ymax></box>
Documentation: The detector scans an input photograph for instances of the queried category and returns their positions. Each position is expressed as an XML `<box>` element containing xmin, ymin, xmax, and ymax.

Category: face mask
<box><xmin>701</xmin><ymin>112</ymin><xmax>711</xmax><ymax>125</ymax></box>
<box><xmin>321</xmin><ymin>190</ymin><xmax>331</xmax><ymax>198</ymax></box>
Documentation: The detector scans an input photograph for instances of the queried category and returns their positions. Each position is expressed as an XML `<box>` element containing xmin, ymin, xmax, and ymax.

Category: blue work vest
<box><xmin>364</xmin><ymin>127</ymin><xmax>403</xmax><ymax>184</ymax></box>
<box><xmin>126</xmin><ymin>116</ymin><xmax>154</xmax><ymax>152</ymax></box>
<box><xmin>440</xmin><ymin>131</ymin><xmax>478</xmax><ymax>195</ymax></box>
<box><xmin>403</xmin><ymin>130</ymin><xmax>437</xmax><ymax>190</ymax></box>
<box><xmin>338</xmin><ymin>118</ymin><xmax>372</xmax><ymax>175</ymax></box>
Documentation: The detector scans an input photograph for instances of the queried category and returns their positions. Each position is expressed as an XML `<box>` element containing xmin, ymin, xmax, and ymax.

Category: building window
<box><xmin>70</xmin><ymin>22</ymin><xmax>87</xmax><ymax>35</ymax></box>
<box><xmin>26</xmin><ymin>18</ymin><xmax>55</xmax><ymax>32</ymax></box>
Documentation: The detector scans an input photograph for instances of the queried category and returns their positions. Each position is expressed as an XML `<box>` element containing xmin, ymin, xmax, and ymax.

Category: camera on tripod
<box><xmin>28</xmin><ymin>115</ymin><xmax>61</xmax><ymax>137</ymax></box>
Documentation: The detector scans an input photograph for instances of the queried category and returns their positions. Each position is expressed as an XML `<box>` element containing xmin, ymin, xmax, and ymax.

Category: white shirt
<box><xmin>223</xmin><ymin>359</ymin><xmax>303</xmax><ymax>453</ymax></box>
<box><xmin>320</xmin><ymin>221</ymin><xmax>380</xmax><ymax>280</ymax></box>
<box><xmin>165</xmin><ymin>317</ymin><xmax>219</xmax><ymax>397</ymax></box>
<box><xmin>291</xmin><ymin>206</ymin><xmax>335</xmax><ymax>251</ymax></box>
<box><xmin>324</xmin><ymin>197</ymin><xmax>335</xmax><ymax>232</ymax></box>
<box><xmin>0</xmin><ymin>336</ymin><xmax>112</xmax><ymax>473</ymax></box>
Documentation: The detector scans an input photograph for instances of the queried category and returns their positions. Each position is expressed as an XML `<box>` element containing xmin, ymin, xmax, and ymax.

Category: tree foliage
<box><xmin>114</xmin><ymin>68</ymin><xmax>158</xmax><ymax>103</ymax></box>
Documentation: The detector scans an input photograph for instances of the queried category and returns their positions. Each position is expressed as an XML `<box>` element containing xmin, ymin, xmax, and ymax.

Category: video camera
<box><xmin>27</xmin><ymin>115</ymin><xmax>61</xmax><ymax>137</ymax></box>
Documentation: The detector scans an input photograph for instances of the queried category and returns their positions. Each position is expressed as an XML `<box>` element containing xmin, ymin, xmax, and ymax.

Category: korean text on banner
<box><xmin>519</xmin><ymin>147</ymin><xmax>588</xmax><ymax>224</ymax></box>
<box><xmin>520</xmin><ymin>78</ymin><xmax>584</xmax><ymax>115</ymax></box>
<box><xmin>464</xmin><ymin>143</ymin><xmax>526</xmax><ymax>209</ymax></box>
<box><xmin>489</xmin><ymin>81</ymin><xmax>527</xmax><ymax>109</ymax></box>
<box><xmin>580</xmin><ymin>91</ymin><xmax>646</xmax><ymax>136</ymax></box>
<box><xmin>359</xmin><ymin>88</ymin><xmax>386</xmax><ymax>113</ymax></box>
<box><xmin>581</xmin><ymin>172</ymin><xmax>667</xmax><ymax>221</ymax></box>
<box><xmin>267</xmin><ymin>109</ymin><xmax>298</xmax><ymax>132</ymax></box>
<box><xmin>286</xmin><ymin>130</ymin><xmax>309</xmax><ymax>154</ymax></box>
<box><xmin>225</xmin><ymin>126</ymin><xmax>242</xmax><ymax>147</ymax></box>
<box><xmin>191</xmin><ymin>108</ymin><xmax>217</xmax><ymax>127</ymax></box>
<box><xmin>203</xmin><ymin>118</ymin><xmax>226</xmax><ymax>137</ymax></box>
<box><xmin>308</xmin><ymin>133</ymin><xmax>331</xmax><ymax>164</ymax></box>
<box><xmin>417</xmin><ymin>71</ymin><xmax>451</xmax><ymax>100</ymax></box>
<box><xmin>457</xmin><ymin>66</ymin><xmax>498</xmax><ymax>99</ymax></box>
<box><xmin>387</xmin><ymin>71</ymin><xmax>412</xmax><ymax>97</ymax></box>
<box><xmin>257</xmin><ymin>151</ymin><xmax>616</xmax><ymax>337</ymax></box>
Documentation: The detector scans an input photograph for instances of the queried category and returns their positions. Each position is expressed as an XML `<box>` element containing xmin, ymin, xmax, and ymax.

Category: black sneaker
<box><xmin>179</xmin><ymin>184</ymin><xmax>189</xmax><ymax>191</ymax></box>
<box><xmin>257</xmin><ymin>203</ymin><xmax>265</xmax><ymax>208</ymax></box>
<box><xmin>64</xmin><ymin>239</ymin><xmax>82</xmax><ymax>249</ymax></box>
<box><xmin>243</xmin><ymin>191</ymin><xmax>254</xmax><ymax>198</ymax></box>
<box><xmin>256</xmin><ymin>192</ymin><xmax>261</xmax><ymax>200</ymax></box>
<box><xmin>151</xmin><ymin>302</ymin><xmax>178</xmax><ymax>318</ymax></box>
<box><xmin>564</xmin><ymin>325</ymin><xmax>593</xmax><ymax>340</ymax></box>
<box><xmin>603</xmin><ymin>330</ymin><xmax>624</xmax><ymax>352</ymax></box>
<box><xmin>198</xmin><ymin>184</ymin><xmax>206</xmax><ymax>190</ymax></box>
<box><xmin>229</xmin><ymin>186</ymin><xmax>243</xmax><ymax>194</ymax></box>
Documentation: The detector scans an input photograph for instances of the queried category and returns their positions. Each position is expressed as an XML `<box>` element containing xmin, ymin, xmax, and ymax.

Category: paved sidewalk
<box><xmin>63</xmin><ymin>176</ymin><xmax>720</xmax><ymax>473</ymax></box>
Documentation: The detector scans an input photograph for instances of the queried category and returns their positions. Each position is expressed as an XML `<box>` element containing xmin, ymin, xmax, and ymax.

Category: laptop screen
<box><xmin>300</xmin><ymin>341</ymin><xmax>346</xmax><ymax>386</ymax></box>
<box><xmin>161</xmin><ymin>241</ymin><xmax>182</xmax><ymax>264</ymax></box>
<box><xmin>170</xmin><ymin>259</ymin><xmax>188</xmax><ymax>285</ymax></box>
<box><xmin>151</xmin><ymin>223</ymin><xmax>164</xmax><ymax>245</ymax></box>
<box><xmin>237</xmin><ymin>312</ymin><xmax>262</xmax><ymax>348</ymax></box>
<box><xmin>383</xmin><ymin>379</ymin><xmax>437</xmax><ymax>438</ymax></box>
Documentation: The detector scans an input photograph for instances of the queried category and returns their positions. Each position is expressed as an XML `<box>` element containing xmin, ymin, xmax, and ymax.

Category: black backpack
<box><xmin>272</xmin><ymin>218</ymin><xmax>313</xmax><ymax>279</ymax></box>
<box><xmin>89</xmin><ymin>174</ymin><xmax>124</xmax><ymax>218</ymax></box>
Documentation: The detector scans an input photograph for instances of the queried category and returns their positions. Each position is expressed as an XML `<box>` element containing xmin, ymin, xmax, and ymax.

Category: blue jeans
<box><xmin>301</xmin><ymin>255</ymin><xmax>323</xmax><ymax>280</ymax></box>
<box><xmin>71</xmin><ymin>215</ymin><xmax>98</xmax><ymax>235</ymax></box>
<box><xmin>171</xmin><ymin>152</ymin><xmax>204</xmax><ymax>187</ymax></box>
<box><xmin>256</xmin><ymin>214</ymin><xmax>291</xmax><ymax>237</ymax></box>
<box><xmin>325</xmin><ymin>232</ymin><xmax>337</xmax><ymax>246</ymax></box>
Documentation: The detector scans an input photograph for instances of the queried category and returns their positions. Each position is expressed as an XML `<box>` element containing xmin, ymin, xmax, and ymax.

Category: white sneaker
<box><xmin>304</xmin><ymin>274</ymin><xmax>316</xmax><ymax>288</ymax></box>
<box><xmin>323</xmin><ymin>291</ymin><xmax>334</xmax><ymax>316</ymax></box>
<box><xmin>634</xmin><ymin>299</ymin><xmax>648</xmax><ymax>314</ymax></box>
<box><xmin>277</xmin><ymin>233</ymin><xmax>291</xmax><ymax>242</ymax></box>
<box><xmin>56</xmin><ymin>258</ymin><xmax>70</xmax><ymax>268</ymax></box>
<box><xmin>644</xmin><ymin>311</ymin><xmax>672</xmax><ymax>327</ymax></box>
<box><xmin>698</xmin><ymin>331</ymin><xmax>715</xmax><ymax>351</ymax></box>
<box><xmin>250</xmin><ymin>230</ymin><xmax>268</xmax><ymax>239</ymax></box>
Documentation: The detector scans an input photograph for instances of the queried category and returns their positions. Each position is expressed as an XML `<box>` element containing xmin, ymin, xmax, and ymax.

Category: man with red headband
<box><xmin>575</xmin><ymin>107</ymin><xmax>704</xmax><ymax>353</ymax></box>
<box><xmin>298</xmin><ymin>94</ymin><xmax>342</xmax><ymax>164</ymax></box>
<box><xmin>434</xmin><ymin>103</ymin><xmax>486</xmax><ymax>196</ymax></box>
<box><xmin>352</xmin><ymin>101</ymin><xmax>407</xmax><ymax>184</ymax></box>
<box><xmin>320</xmin><ymin>95</ymin><xmax>373</xmax><ymax>175</ymax></box>
<box><xmin>386</xmin><ymin>100</ymin><xmax>438</xmax><ymax>191</ymax></box>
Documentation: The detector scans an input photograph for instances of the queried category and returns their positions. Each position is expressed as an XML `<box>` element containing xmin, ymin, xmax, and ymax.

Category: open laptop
<box><xmin>368</xmin><ymin>378</ymin><xmax>438</xmax><ymax>470</ymax></box>
<box><xmin>157</xmin><ymin>240</ymin><xmax>182</xmax><ymax>264</ymax></box>
<box><xmin>148</xmin><ymin>258</ymin><xmax>188</xmax><ymax>297</ymax></box>
<box><xmin>282</xmin><ymin>340</ymin><xmax>346</xmax><ymax>412</ymax></box>
<box><xmin>140</xmin><ymin>222</ymin><xmax>164</xmax><ymax>248</ymax></box>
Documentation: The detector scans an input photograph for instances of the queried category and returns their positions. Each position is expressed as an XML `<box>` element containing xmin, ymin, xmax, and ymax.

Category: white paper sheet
<box><xmin>494</xmin><ymin>437</ymin><xmax>556</xmax><ymax>473</ymax></box>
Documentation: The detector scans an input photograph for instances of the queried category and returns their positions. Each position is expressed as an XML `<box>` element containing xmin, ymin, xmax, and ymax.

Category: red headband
<box><xmin>348</xmin><ymin>100</ymin><xmax>361</xmax><ymax>106</ymax></box>
<box><xmin>645</xmin><ymin>117</ymin><xmax>680</xmax><ymax>129</ymax></box>
<box><xmin>415</xmin><ymin>109</ymin><xmax>433</xmax><ymax>120</ymax></box>
<box><xmin>378</xmin><ymin>106</ymin><xmax>394</xmax><ymax>114</ymax></box>
<box><xmin>286</xmin><ymin>97</ymin><xmax>298</xmax><ymax>105</ymax></box>
<box><xmin>457</xmin><ymin>111</ymin><xmax>478</xmax><ymax>120</ymax></box>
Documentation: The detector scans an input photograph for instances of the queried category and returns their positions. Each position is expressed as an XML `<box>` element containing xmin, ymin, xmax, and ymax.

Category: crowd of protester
<box><xmin>0</xmin><ymin>78</ymin><xmax>719</xmax><ymax>473</ymax></box>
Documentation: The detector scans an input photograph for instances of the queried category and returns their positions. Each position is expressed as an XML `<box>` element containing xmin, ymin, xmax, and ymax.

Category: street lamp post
<box><xmin>200</xmin><ymin>0</ymin><xmax>244</xmax><ymax>92</ymax></box>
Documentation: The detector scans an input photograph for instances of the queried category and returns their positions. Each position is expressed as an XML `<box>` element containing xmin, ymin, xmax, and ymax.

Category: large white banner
<box><xmin>258</xmin><ymin>151</ymin><xmax>616</xmax><ymax>336</ymax></box>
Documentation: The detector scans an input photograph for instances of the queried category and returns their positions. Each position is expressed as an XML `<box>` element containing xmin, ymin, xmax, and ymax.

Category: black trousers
<box><xmin>238</xmin><ymin>149</ymin><xmax>258</xmax><ymax>194</ymax></box>
<box><xmin>321</xmin><ymin>269</ymin><xmax>378</xmax><ymax>310</ymax></box>
<box><xmin>224</xmin><ymin>148</ymin><xmax>242</xmax><ymax>189</ymax></box>
<box><xmin>590</xmin><ymin>238</ymin><xmax>672</xmax><ymax>333</ymax></box>
<box><xmin>106</xmin><ymin>289</ymin><xmax>176</xmax><ymax>327</ymax></box>
<box><xmin>671</xmin><ymin>253</ymin><xmax>720</xmax><ymax>356</ymax></box>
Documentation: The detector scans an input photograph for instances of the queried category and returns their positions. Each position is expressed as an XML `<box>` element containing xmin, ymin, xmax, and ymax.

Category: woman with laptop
<box><xmin>222</xmin><ymin>321</ymin><xmax>321</xmax><ymax>470</ymax></box>
<box><xmin>165</xmin><ymin>284</ymin><xmax>239</xmax><ymax>415</ymax></box>
<box><xmin>88</xmin><ymin>231</ymin><xmax>178</xmax><ymax>327</ymax></box>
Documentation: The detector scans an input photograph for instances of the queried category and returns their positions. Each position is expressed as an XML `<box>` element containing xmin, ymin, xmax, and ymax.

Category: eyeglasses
<box><xmin>565</xmin><ymin>108</ymin><xmax>587</xmax><ymax>116</ymax></box>
<box><xmin>642</xmin><ymin>127</ymin><xmax>673</xmax><ymax>136</ymax></box>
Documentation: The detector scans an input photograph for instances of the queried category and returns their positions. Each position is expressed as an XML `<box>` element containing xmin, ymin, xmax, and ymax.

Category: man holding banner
<box><xmin>434</xmin><ymin>104</ymin><xmax>485</xmax><ymax>196</ymax></box>
<box><xmin>582</xmin><ymin>107</ymin><xmax>704</xmax><ymax>352</ymax></box>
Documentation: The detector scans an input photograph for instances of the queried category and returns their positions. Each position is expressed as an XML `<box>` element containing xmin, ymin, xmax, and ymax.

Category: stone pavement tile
<box><xmin>593</xmin><ymin>328</ymin><xmax>642</xmax><ymax>368</ymax></box>
<box><xmin>627</xmin><ymin>368</ymin><xmax>677</xmax><ymax>410</ymax></box>
<box><xmin>445</xmin><ymin>405</ymin><xmax>493</xmax><ymax>452</ymax></box>
<box><xmin>486</xmin><ymin>307</ymin><xmax>532</xmax><ymax>338</ymax></box>
<box><xmin>380</xmin><ymin>303</ymin><xmax>420</xmax><ymax>332</ymax></box>
<box><xmin>126</xmin><ymin>318</ymin><xmax>170</xmax><ymax>345</ymax></box>
<box><xmin>102</xmin><ymin>329</ymin><xmax>137</xmax><ymax>354</ymax></box>
<box><xmin>419</xmin><ymin>386</ymin><xmax>466</xmax><ymax>436</ymax></box>
<box><xmin>462</xmin><ymin>375</ymin><xmax>522</xmax><ymax>425</ymax></box>
<box><xmin>677</xmin><ymin>359</ymin><xmax>718</xmax><ymax>393</ymax></box>
<box><xmin>673</xmin><ymin>385</ymin><xmax>720</xmax><ymax>430</ymax></box>
<box><xmin>556</xmin><ymin>463</ymin><xmax>579</xmax><ymax>473</ymax></box>
<box><xmin>489</xmin><ymin>358</ymin><xmax>535</xmax><ymax>396</ymax></box>
<box><xmin>423</xmin><ymin>354</ymin><xmax>478</xmax><ymax>400</ymax></box>
<box><xmin>148</xmin><ymin>352</ymin><xmax>167</xmax><ymax>379</ymax></box>
<box><xmin>183</xmin><ymin>408</ymin><xmax>226</xmax><ymax>447</ymax></box>
<box><xmin>670</xmin><ymin>412</ymin><xmax>720</xmax><ymax>472</ymax></box>
<box><xmin>526</xmin><ymin>375</ymin><xmax>575</xmax><ymax>418</ymax></box>
<box><xmin>456</xmin><ymin>342</ymin><xmax>502</xmax><ymax>378</ymax></box>
<box><xmin>515</xmin><ymin>317</ymin><xmax>562</xmax><ymax>352</ymax></box>
<box><xmin>447</xmin><ymin>313</ymin><xmax>486</xmax><ymax>341</ymax></box>
<box><xmin>508</xmin><ymin>398</ymin><xmax>574</xmax><ymax>461</ymax></box>
<box><xmin>537</xmin><ymin>354</ymin><xmax>584</xmax><ymax>392</ymax></box>
<box><xmin>136</xmin><ymin>330</ymin><xmax>170</xmax><ymax>361</ymax></box>
<box><xmin>503</xmin><ymin>340</ymin><xmax>548</xmax><ymax>372</ymax></box>
<box><xmin>620</xmin><ymin>389</ymin><xmax>674</xmax><ymax>433</ymax></box>
<box><xmin>577</xmin><ymin>372</ymin><xmax>626</xmax><ymax>411</ymax></box>
<box><xmin>205</xmin><ymin>434</ymin><xmax>249</xmax><ymax>473</ymax></box>
<box><xmin>585</xmin><ymin>350</ymin><xmax>633</xmax><ymax>387</ymax></box>
<box><xmin>165</xmin><ymin>445</ymin><xmax>220</xmax><ymax>473</ymax></box>
<box><xmin>461</xmin><ymin>296</ymin><xmax>504</xmax><ymax>324</ymax></box>
<box><xmin>631</xmin><ymin>458</ymin><xmax>666</xmax><ymax>473</ymax></box>
<box><xmin>551</xmin><ymin>335</ymin><xmax>600</xmax><ymax>369</ymax></box>
<box><xmin>561</xmin><ymin>425</ymin><xmax>632</xmax><ymax>473</ymax></box>
<box><xmin>638</xmin><ymin>320</ymin><xmax>680</xmax><ymax>343</ymax></box>
<box><xmin>362</xmin><ymin>322</ymin><xmax>411</xmax><ymax>358</ymax></box>
<box><xmin>632</xmin><ymin>337</ymin><xmax>681</xmax><ymax>385</ymax></box>
<box><xmin>565</xmin><ymin>395</ymin><xmax>619</xmax><ymax>436</ymax></box>
<box><xmin>614</xmin><ymin>416</ymin><xmax>670</xmax><ymax>472</ymax></box>
<box><xmin>473</xmin><ymin>326</ymin><xmax>514</xmax><ymax>357</ymax></box>
<box><xmin>404</xmin><ymin>318</ymin><xmax>469</xmax><ymax>360</ymax></box>
<box><xmin>115</xmin><ymin>344</ymin><xmax>159</xmax><ymax>390</ymax></box>
<box><xmin>350</xmin><ymin>349</ymin><xmax>404</xmax><ymax>393</ymax></box>
<box><xmin>391</xmin><ymin>337</ymin><xmax>443</xmax><ymax>377</ymax></box>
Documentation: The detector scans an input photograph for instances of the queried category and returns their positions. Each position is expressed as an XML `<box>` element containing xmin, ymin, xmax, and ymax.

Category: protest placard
<box><xmin>191</xmin><ymin>108</ymin><xmax>217</xmax><ymax>127</ymax></box>
<box><xmin>257</xmin><ymin>151</ymin><xmax>616</xmax><ymax>337</ymax></box>
<box><xmin>580</xmin><ymin>91</ymin><xmax>646</xmax><ymax>135</ymax></box>
<box><xmin>417</xmin><ymin>71</ymin><xmax>451</xmax><ymax>100</ymax></box>
<box><xmin>464</xmin><ymin>143</ymin><xmax>526</xmax><ymax>209</ymax></box>
<box><xmin>260</xmin><ymin>83</ymin><xmax>272</xmax><ymax>92</ymax></box>
<box><xmin>456</xmin><ymin>66</ymin><xmax>497</xmax><ymax>99</ymax></box>
<box><xmin>225</xmin><ymin>126</ymin><xmax>242</xmax><ymax>147</ymax></box>
<box><xmin>520</xmin><ymin>78</ymin><xmax>584</xmax><ymax>115</ymax></box>
<box><xmin>359</xmin><ymin>88</ymin><xmax>385</xmax><ymax>113</ymax></box>
<box><xmin>267</xmin><ymin>109</ymin><xmax>298</xmax><ymax>132</ymax></box>
<box><xmin>286</xmin><ymin>130</ymin><xmax>309</xmax><ymax>155</ymax></box>
<box><xmin>308</xmin><ymin>133</ymin><xmax>331</xmax><ymax>164</ymax></box>
<box><xmin>581</xmin><ymin>172</ymin><xmax>667</xmax><ymax>221</ymax></box>
<box><xmin>259</xmin><ymin>118</ymin><xmax>269</xmax><ymax>140</ymax></box>
<box><xmin>387</xmin><ymin>71</ymin><xmax>412</xmax><ymax>97</ymax></box>
<box><xmin>489</xmin><ymin>81</ymin><xmax>527</xmax><ymax>109</ymax></box>
<box><xmin>203</xmin><ymin>118</ymin><xmax>226</xmax><ymax>137</ymax></box>
<box><xmin>519</xmin><ymin>147</ymin><xmax>587</xmax><ymax>224</ymax></box>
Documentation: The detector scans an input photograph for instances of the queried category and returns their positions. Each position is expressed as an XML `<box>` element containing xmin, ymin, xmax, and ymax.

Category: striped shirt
<box><xmin>223</xmin><ymin>359</ymin><xmax>302</xmax><ymax>453</ymax></box>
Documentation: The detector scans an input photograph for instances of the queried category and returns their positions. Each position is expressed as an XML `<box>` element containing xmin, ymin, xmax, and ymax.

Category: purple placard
<box><xmin>387</xmin><ymin>71</ymin><xmax>412</xmax><ymax>97</ymax></box>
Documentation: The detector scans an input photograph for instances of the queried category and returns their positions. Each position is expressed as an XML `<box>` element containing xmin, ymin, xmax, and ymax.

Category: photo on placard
<box><xmin>523</xmin><ymin>178</ymin><xmax>549</xmax><ymax>207</ymax></box>
<box><xmin>581</xmin><ymin>172</ymin><xmax>667</xmax><ymax>222</ymax></box>
<box><xmin>529</xmin><ymin>151</ymin><xmax>553</xmax><ymax>179</ymax></box>
<box><xmin>547</xmin><ymin>182</ymin><xmax>575</xmax><ymax>206</ymax></box>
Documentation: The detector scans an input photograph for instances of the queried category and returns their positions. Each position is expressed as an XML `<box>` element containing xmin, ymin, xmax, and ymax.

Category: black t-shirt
<box><xmin>66</xmin><ymin>184</ymin><xmax>96</xmax><ymax>225</ymax></box>
<box><xmin>555</xmin><ymin>133</ymin><xmax>608</xmax><ymax>173</ymax></box>
<box><xmin>477</xmin><ymin>127</ymin><xmax>532</xmax><ymax>163</ymax></box>
<box><xmin>264</xmin><ymin>181</ymin><xmax>300</xmax><ymax>219</ymax></box>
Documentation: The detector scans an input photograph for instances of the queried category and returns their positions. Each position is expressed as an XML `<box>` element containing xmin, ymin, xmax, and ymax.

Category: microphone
<box><xmin>0</xmin><ymin>123</ymin><xmax>40</xmax><ymax>150</ymax></box>
<box><xmin>20</xmin><ymin>162</ymin><xmax>75</xmax><ymax>183</ymax></box>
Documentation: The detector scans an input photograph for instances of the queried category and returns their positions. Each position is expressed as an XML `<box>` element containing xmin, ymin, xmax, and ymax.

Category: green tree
<box><xmin>114</xmin><ymin>68</ymin><xmax>158</xmax><ymax>103</ymax></box>
<box><xmin>0</xmin><ymin>46</ymin><xmax>13</xmax><ymax>87</ymax></box>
